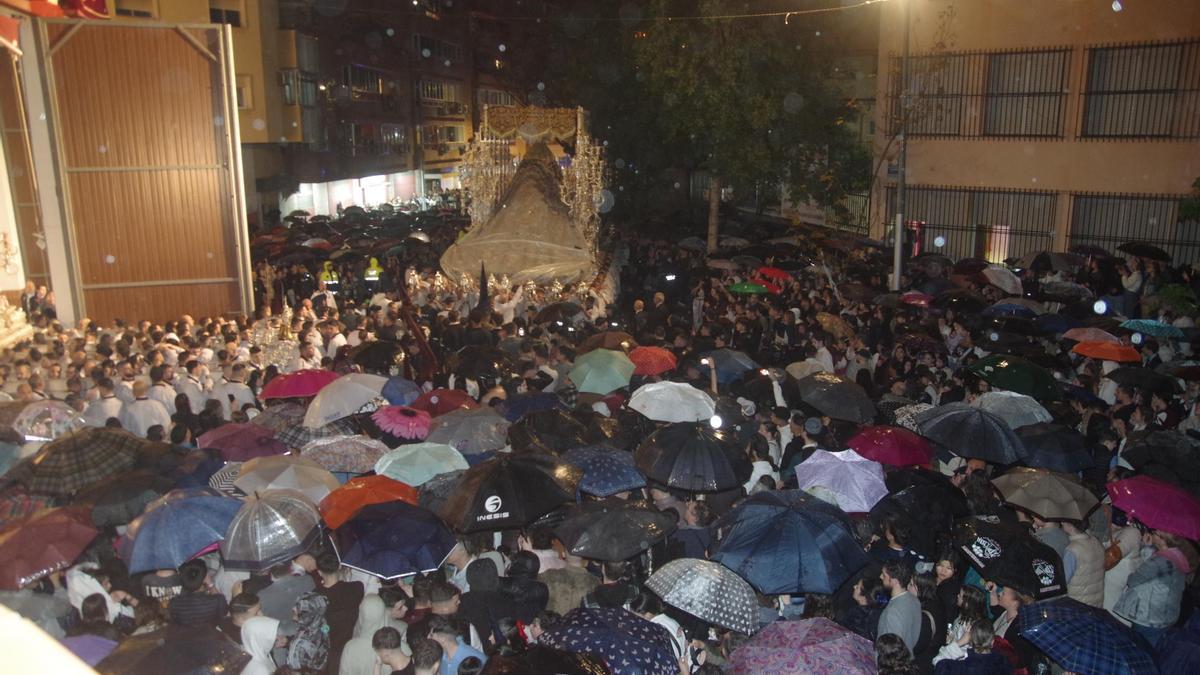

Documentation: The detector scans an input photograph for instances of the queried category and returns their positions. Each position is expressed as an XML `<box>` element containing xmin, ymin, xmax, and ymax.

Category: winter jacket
<box><xmin>1114</xmin><ymin>548</ymin><xmax>1189</xmax><ymax>628</ymax></box>
<box><xmin>1065</xmin><ymin>531</ymin><xmax>1106</xmax><ymax>607</ymax></box>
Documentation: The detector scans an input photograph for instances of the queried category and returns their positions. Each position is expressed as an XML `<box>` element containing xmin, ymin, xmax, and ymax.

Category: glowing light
<box><xmin>934</xmin><ymin>236</ymin><xmax>946</xmax><ymax>247</ymax></box>
<box><xmin>1093</xmin><ymin>300</ymin><xmax>1108</xmax><ymax>315</ymax></box>
<box><xmin>709</xmin><ymin>415</ymin><xmax>723</xmax><ymax>429</ymax></box>
<box><xmin>1131</xmin><ymin>333</ymin><xmax>1143</xmax><ymax>345</ymax></box>
<box><xmin>1112</xmin><ymin>0</ymin><xmax>1123</xmax><ymax>11</ymax></box>
<box><xmin>665</xmin><ymin>274</ymin><xmax>677</xmax><ymax>281</ymax></box>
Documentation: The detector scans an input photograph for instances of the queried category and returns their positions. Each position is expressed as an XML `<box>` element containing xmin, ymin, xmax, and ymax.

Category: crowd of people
<box><xmin>1</xmin><ymin>212</ymin><xmax>1200</xmax><ymax>675</ymax></box>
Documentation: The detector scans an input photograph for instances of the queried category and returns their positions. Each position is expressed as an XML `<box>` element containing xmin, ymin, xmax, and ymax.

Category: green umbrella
<box><xmin>569</xmin><ymin>349</ymin><xmax>636</xmax><ymax>395</ymax></box>
<box><xmin>374</xmin><ymin>442</ymin><xmax>469</xmax><ymax>486</ymax></box>
<box><xmin>728</xmin><ymin>282</ymin><xmax>769</xmax><ymax>295</ymax></box>
<box><xmin>967</xmin><ymin>354</ymin><xmax>1062</xmax><ymax>401</ymax></box>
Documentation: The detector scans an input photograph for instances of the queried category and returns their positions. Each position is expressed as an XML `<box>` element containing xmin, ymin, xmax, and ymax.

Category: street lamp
<box><xmin>891</xmin><ymin>0</ymin><xmax>912</xmax><ymax>291</ymax></box>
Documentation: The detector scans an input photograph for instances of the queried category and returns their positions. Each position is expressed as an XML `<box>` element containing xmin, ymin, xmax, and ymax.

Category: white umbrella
<box><xmin>233</xmin><ymin>454</ymin><xmax>340</xmax><ymax>504</ymax></box>
<box><xmin>303</xmin><ymin>373</ymin><xmax>388</xmax><ymax>429</ymax></box>
<box><xmin>425</xmin><ymin>406</ymin><xmax>511</xmax><ymax>455</ymax></box>
<box><xmin>983</xmin><ymin>265</ymin><xmax>1022</xmax><ymax>295</ymax></box>
<box><xmin>374</xmin><ymin>442</ymin><xmax>469</xmax><ymax>486</ymax></box>
<box><xmin>794</xmin><ymin>449</ymin><xmax>888</xmax><ymax>513</ymax></box>
<box><xmin>786</xmin><ymin>360</ymin><xmax>825</xmax><ymax>381</ymax></box>
<box><xmin>971</xmin><ymin>391</ymin><xmax>1052</xmax><ymax>429</ymax></box>
<box><xmin>221</xmin><ymin>489</ymin><xmax>321</xmax><ymax>571</ymax></box>
<box><xmin>629</xmin><ymin>381</ymin><xmax>716</xmax><ymax>423</ymax></box>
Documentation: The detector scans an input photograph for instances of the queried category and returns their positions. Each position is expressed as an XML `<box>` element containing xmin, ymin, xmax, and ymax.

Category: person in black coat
<box><xmin>458</xmin><ymin>558</ymin><xmax>516</xmax><ymax>644</ymax></box>
<box><xmin>500</xmin><ymin>551</ymin><xmax>549</xmax><ymax>623</ymax></box>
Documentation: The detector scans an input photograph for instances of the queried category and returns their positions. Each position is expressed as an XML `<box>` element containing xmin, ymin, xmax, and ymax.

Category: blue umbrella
<box><xmin>711</xmin><ymin>490</ymin><xmax>868</xmax><ymax>595</ymax></box>
<box><xmin>501</xmin><ymin>392</ymin><xmax>566</xmax><ymax>423</ymax></box>
<box><xmin>118</xmin><ymin>492</ymin><xmax>242</xmax><ymax>574</ymax></box>
<box><xmin>1121</xmin><ymin>319</ymin><xmax>1184</xmax><ymax>339</ymax></box>
<box><xmin>540</xmin><ymin>607</ymin><xmax>678</xmax><ymax>675</ymax></box>
<box><xmin>382</xmin><ymin>376</ymin><xmax>422</xmax><ymax>406</ymax></box>
<box><xmin>564</xmin><ymin>446</ymin><xmax>646</xmax><ymax>497</ymax></box>
<box><xmin>1036</xmin><ymin>313</ymin><xmax>1082</xmax><ymax>334</ymax></box>
<box><xmin>983</xmin><ymin>303</ymin><xmax>1038</xmax><ymax>319</ymax></box>
<box><xmin>700</xmin><ymin>348</ymin><xmax>758</xmax><ymax>386</ymax></box>
<box><xmin>1019</xmin><ymin>596</ymin><xmax>1157</xmax><ymax>675</ymax></box>
<box><xmin>332</xmin><ymin>501</ymin><xmax>457</xmax><ymax>579</ymax></box>
<box><xmin>0</xmin><ymin>441</ymin><xmax>22</xmax><ymax>479</ymax></box>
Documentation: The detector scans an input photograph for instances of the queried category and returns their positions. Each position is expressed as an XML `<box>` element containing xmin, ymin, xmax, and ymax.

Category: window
<box><xmin>381</xmin><ymin>124</ymin><xmax>410</xmax><ymax>154</ymax></box>
<box><xmin>113</xmin><ymin>0</ymin><xmax>156</xmax><ymax>18</ymax></box>
<box><xmin>893</xmin><ymin>54</ymin><xmax>972</xmax><ymax>137</ymax></box>
<box><xmin>885</xmin><ymin>186</ymin><xmax>1056</xmax><ymax>262</ymax></box>
<box><xmin>343</xmin><ymin>64</ymin><xmax>386</xmax><ymax>97</ymax></box>
<box><xmin>1069</xmin><ymin>195</ymin><xmax>1200</xmax><ymax>264</ymax></box>
<box><xmin>983</xmin><ymin>50</ymin><xmax>1069</xmax><ymax>137</ymax></box>
<box><xmin>413</xmin><ymin>35</ymin><xmax>463</xmax><ymax>64</ymax></box>
<box><xmin>236</xmin><ymin>75</ymin><xmax>252</xmax><ymax>110</ymax></box>
<box><xmin>1082</xmin><ymin>41</ymin><xmax>1200</xmax><ymax>138</ymax></box>
<box><xmin>477</xmin><ymin>88</ymin><xmax>518</xmax><ymax>108</ymax></box>
<box><xmin>209</xmin><ymin>0</ymin><xmax>243</xmax><ymax>26</ymax></box>
<box><xmin>421</xmin><ymin>124</ymin><xmax>462</xmax><ymax>146</ymax></box>
<box><xmin>280</xmin><ymin>70</ymin><xmax>318</xmax><ymax>107</ymax></box>
<box><xmin>419</xmin><ymin>80</ymin><xmax>460</xmax><ymax>102</ymax></box>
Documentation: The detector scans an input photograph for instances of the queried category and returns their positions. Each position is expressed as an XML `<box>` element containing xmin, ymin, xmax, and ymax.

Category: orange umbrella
<box><xmin>629</xmin><ymin>346</ymin><xmax>678</xmax><ymax>376</ymax></box>
<box><xmin>1062</xmin><ymin>328</ymin><xmax>1120</xmax><ymax>344</ymax></box>
<box><xmin>319</xmin><ymin>475</ymin><xmax>419</xmax><ymax>529</ymax></box>
<box><xmin>1072</xmin><ymin>341</ymin><xmax>1140</xmax><ymax>362</ymax></box>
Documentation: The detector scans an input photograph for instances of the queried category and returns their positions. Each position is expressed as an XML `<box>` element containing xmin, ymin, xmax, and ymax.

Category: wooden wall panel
<box><xmin>84</xmin><ymin>281</ymin><xmax>240</xmax><ymax>326</ymax></box>
<box><xmin>0</xmin><ymin>56</ymin><xmax>50</xmax><ymax>286</ymax></box>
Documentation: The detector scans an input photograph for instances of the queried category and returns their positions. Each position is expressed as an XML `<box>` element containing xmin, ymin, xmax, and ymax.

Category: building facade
<box><xmin>871</xmin><ymin>0</ymin><xmax>1200</xmax><ymax>264</ymax></box>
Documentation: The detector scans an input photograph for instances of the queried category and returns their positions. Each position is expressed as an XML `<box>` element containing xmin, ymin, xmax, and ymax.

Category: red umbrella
<box><xmin>0</xmin><ymin>506</ymin><xmax>97</xmax><ymax>590</ymax></box>
<box><xmin>757</xmin><ymin>266</ymin><xmax>791</xmax><ymax>281</ymax></box>
<box><xmin>757</xmin><ymin>280</ymin><xmax>782</xmax><ymax>294</ymax></box>
<box><xmin>410</xmin><ymin>389</ymin><xmax>478</xmax><ymax>417</ymax></box>
<box><xmin>846</xmin><ymin>426</ymin><xmax>933</xmax><ymax>467</ymax></box>
<box><xmin>900</xmin><ymin>291</ymin><xmax>932</xmax><ymax>307</ymax></box>
<box><xmin>260</xmin><ymin>369</ymin><xmax>340</xmax><ymax>400</ymax></box>
<box><xmin>319</xmin><ymin>475</ymin><xmax>419</xmax><ymax>529</ymax></box>
<box><xmin>197</xmin><ymin>423</ymin><xmax>288</xmax><ymax>462</ymax></box>
<box><xmin>1071</xmin><ymin>341</ymin><xmax>1140</xmax><ymax>363</ymax></box>
<box><xmin>629</xmin><ymin>346</ymin><xmax>678</xmax><ymax>376</ymax></box>
<box><xmin>1107</xmin><ymin>475</ymin><xmax>1200</xmax><ymax>540</ymax></box>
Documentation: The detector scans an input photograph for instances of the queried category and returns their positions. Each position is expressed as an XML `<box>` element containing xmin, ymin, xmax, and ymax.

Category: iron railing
<box><xmin>1081</xmin><ymin>40</ymin><xmax>1200</xmax><ymax>139</ymax></box>
<box><xmin>1068</xmin><ymin>193</ymin><xmax>1200</xmax><ymax>264</ymax></box>
<box><xmin>886</xmin><ymin>186</ymin><xmax>1057</xmax><ymax>262</ymax></box>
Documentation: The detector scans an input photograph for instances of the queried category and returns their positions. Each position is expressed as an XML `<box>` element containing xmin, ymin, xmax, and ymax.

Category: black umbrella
<box><xmin>94</xmin><ymin>625</ymin><xmax>250</xmax><ymax>675</ymax></box>
<box><xmin>932</xmin><ymin>289</ymin><xmax>988</xmax><ymax>313</ymax></box>
<box><xmin>534</xmin><ymin>302</ymin><xmax>583</xmax><ymax>324</ymax></box>
<box><xmin>1120</xmin><ymin>430</ymin><xmax>1200</xmax><ymax>496</ymax></box>
<box><xmin>74</xmin><ymin>470</ymin><xmax>175</xmax><ymax>527</ymax></box>
<box><xmin>634</xmin><ymin>422</ymin><xmax>752</xmax><ymax>492</ymax></box>
<box><xmin>417</xmin><ymin>469</ymin><xmax>465</xmax><ymax>514</ymax></box>
<box><xmin>448</xmin><ymin>346</ymin><xmax>519</xmax><ymax>388</ymax></box>
<box><xmin>553</xmin><ymin>498</ymin><xmax>676</xmax><ymax>562</ymax></box>
<box><xmin>507</xmin><ymin>408</ymin><xmax>590</xmax><ymax>455</ymax></box>
<box><xmin>348</xmin><ymin>340</ymin><xmax>401</xmax><ymax>374</ymax></box>
<box><xmin>953</xmin><ymin>516</ymin><xmax>1065</xmax><ymax>599</ymax></box>
<box><xmin>436</xmin><ymin>453</ymin><xmax>581</xmax><ymax>532</ymax></box>
<box><xmin>913</xmin><ymin>403</ymin><xmax>1026</xmax><ymax>465</ymax></box>
<box><xmin>1105</xmin><ymin>367</ymin><xmax>1182</xmax><ymax>394</ymax></box>
<box><xmin>480</xmin><ymin>645</ymin><xmax>612</xmax><ymax>674</ymax></box>
<box><xmin>896</xmin><ymin>331</ymin><xmax>947</xmax><ymax>356</ymax></box>
<box><xmin>1117</xmin><ymin>241</ymin><xmax>1171</xmax><ymax>262</ymax></box>
<box><xmin>871</xmin><ymin>469</ymin><xmax>970</xmax><ymax>560</ymax></box>
<box><xmin>1016</xmin><ymin>423</ymin><xmax>1094</xmax><ymax>473</ymax></box>
<box><xmin>795</xmin><ymin>373</ymin><xmax>877</xmax><ymax>424</ymax></box>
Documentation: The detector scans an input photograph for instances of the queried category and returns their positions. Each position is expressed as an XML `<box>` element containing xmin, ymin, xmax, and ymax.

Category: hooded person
<box><xmin>338</xmin><ymin>594</ymin><xmax>408</xmax><ymax>675</ymax></box>
<box><xmin>499</xmin><ymin>551</ymin><xmax>549</xmax><ymax>624</ymax></box>
<box><xmin>287</xmin><ymin>591</ymin><xmax>330</xmax><ymax>673</ymax></box>
<box><xmin>457</xmin><ymin>558</ymin><xmax>516</xmax><ymax>644</ymax></box>
<box><xmin>241</xmin><ymin>615</ymin><xmax>281</xmax><ymax>675</ymax></box>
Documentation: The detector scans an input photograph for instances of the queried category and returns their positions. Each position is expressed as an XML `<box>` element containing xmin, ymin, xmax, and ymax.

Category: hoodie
<box><xmin>240</xmin><ymin>616</ymin><xmax>279</xmax><ymax>675</ymax></box>
<box><xmin>459</xmin><ymin>558</ymin><xmax>516</xmax><ymax>643</ymax></box>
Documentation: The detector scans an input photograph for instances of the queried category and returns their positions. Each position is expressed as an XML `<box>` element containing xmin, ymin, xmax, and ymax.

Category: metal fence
<box><xmin>886</xmin><ymin>186</ymin><xmax>1057</xmax><ymax>262</ymax></box>
<box><xmin>1082</xmin><ymin>40</ymin><xmax>1200</xmax><ymax>139</ymax></box>
<box><xmin>823</xmin><ymin>193</ymin><xmax>870</xmax><ymax>236</ymax></box>
<box><xmin>1068</xmin><ymin>194</ymin><xmax>1200</xmax><ymax>265</ymax></box>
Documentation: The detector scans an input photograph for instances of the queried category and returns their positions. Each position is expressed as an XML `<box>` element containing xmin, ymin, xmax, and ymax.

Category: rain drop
<box><xmin>421</xmin><ymin>48</ymin><xmax>431</xmax><ymax>58</ymax></box>
<box><xmin>252</xmin><ymin>118</ymin><xmax>266</xmax><ymax>130</ymax></box>
<box><xmin>674</xmin><ymin>182</ymin><xmax>681</xmax><ymax>189</ymax></box>
<box><xmin>537</xmin><ymin>82</ymin><xmax>545</xmax><ymax>91</ymax></box>
<box><xmin>934</xmin><ymin>236</ymin><xmax>946</xmax><ymax>248</ymax></box>
<box><xmin>97</xmin><ymin>145</ymin><xmax>108</xmax><ymax>154</ymax></box>
<box><xmin>614</xmin><ymin>158</ymin><xmax>626</xmax><ymax>169</ymax></box>
<box><xmin>595</xmin><ymin>189</ymin><xmax>615</xmax><ymax>214</ymax></box>
<box><xmin>498</xmin><ymin>44</ymin><xmax>507</xmax><ymax>52</ymax></box>
<box><xmin>206</xmin><ymin>252</ymin><xmax>215</xmax><ymax>259</ymax></box>
<box><xmin>1112</xmin><ymin>0</ymin><xmax>1122</xmax><ymax>11</ymax></box>
<box><xmin>444</xmin><ymin>60</ymin><xmax>451</xmax><ymax>67</ymax></box>
<box><xmin>104</xmin><ymin>254</ymin><xmax>116</xmax><ymax>264</ymax></box>
<box><xmin>783</xmin><ymin>92</ymin><xmax>805</xmax><ymax>114</ymax></box>
<box><xmin>214</xmin><ymin>115</ymin><xmax>225</xmax><ymax>127</ymax></box>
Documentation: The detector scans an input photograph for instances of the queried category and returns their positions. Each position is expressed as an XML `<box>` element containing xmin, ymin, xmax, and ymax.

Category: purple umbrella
<box><xmin>794</xmin><ymin>449</ymin><xmax>888</xmax><ymax>513</ymax></box>
<box><xmin>197</xmin><ymin>423</ymin><xmax>287</xmax><ymax>462</ymax></box>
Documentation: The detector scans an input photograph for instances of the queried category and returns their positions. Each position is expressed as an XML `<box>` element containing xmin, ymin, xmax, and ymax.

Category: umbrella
<box><xmin>416</xmin><ymin>469</ymin><xmax>464</xmax><ymax>515</ymax></box>
<box><xmin>499</xmin><ymin>392</ymin><xmax>566</xmax><ymax>424</ymax></box>
<box><xmin>628</xmin><ymin>381</ymin><xmax>715</xmax><ymax>423</ymax></box>
<box><xmin>1118</xmin><ymin>241</ymin><xmax>1171</xmax><ymax>262</ymax></box>
<box><xmin>221</xmin><ymin>490</ymin><xmax>322</xmax><ymax>571</ymax></box>
<box><xmin>701</xmin><ymin>349</ymin><xmax>758</xmax><ymax>386</ymax></box>
<box><xmin>233</xmin><ymin>455</ymin><xmax>340</xmax><ymax>505</ymax></box>
<box><xmin>11</xmin><ymin>401</ymin><xmax>85</xmax><ymax>442</ymax></box>
<box><xmin>846</xmin><ymin>426</ymin><xmax>932</xmax><ymax>466</ymax></box>
<box><xmin>1121</xmin><ymin>319</ymin><xmax>1184</xmax><ymax>338</ymax></box>
<box><xmin>331</xmin><ymin>501</ymin><xmax>456</xmax><ymax>579</ymax></box>
<box><xmin>873</xmin><ymin>468</ymin><xmax>974</xmax><ymax>557</ymax></box>
<box><xmin>932</xmin><ymin>289</ymin><xmax>988</xmax><ymax>313</ymax></box>
<box><xmin>197</xmin><ymin>423</ymin><xmax>287</xmax><ymax>462</ymax></box>
<box><xmin>707</xmin><ymin>258</ymin><xmax>738</xmax><ymax>270</ymax></box>
<box><xmin>260</xmin><ymin>368</ymin><xmax>340</xmax><ymax>400</ymax></box>
<box><xmin>1120</xmin><ymin>431</ymin><xmax>1200</xmax><ymax>495</ymax></box>
<box><xmin>303</xmin><ymin>373</ymin><xmax>388</xmax><ymax>428</ymax></box>
<box><xmin>954</xmin><ymin>516</ymin><xmax>1064</xmax><ymax>598</ymax></box>
<box><xmin>646</xmin><ymin>558</ymin><xmax>758</xmax><ymax>634</ymax></box>
<box><xmin>319</xmin><ymin>475</ymin><xmax>418</xmax><ymax>530</ymax></box>
<box><xmin>348</xmin><ymin>341</ymin><xmax>402</xmax><ymax>374</ymax></box>
<box><xmin>795</xmin><ymin>450</ymin><xmax>888</xmax><ymax>513</ymax></box>
<box><xmin>728</xmin><ymin>282</ymin><xmax>769</xmax><ymax>295</ymax></box>
<box><xmin>275</xmin><ymin>416</ymin><xmax>360</xmax><ymax>450</ymax></box>
<box><xmin>118</xmin><ymin>492</ymin><xmax>241</xmax><ymax>574</ymax></box>
<box><xmin>733</xmin><ymin>254</ymin><xmax>763</xmax><ymax>268</ymax></box>
<box><xmin>381</xmin><ymin>377</ymin><xmax>421</xmax><ymax>406</ymax></box>
<box><xmin>629</xmin><ymin>346</ymin><xmax>677</xmax><ymax>376</ymax></box>
<box><xmin>424</xmin><ymin>406</ymin><xmax>510</xmax><ymax>455</ymax></box>
<box><xmin>757</xmin><ymin>266</ymin><xmax>791</xmax><ymax>281</ymax></box>
<box><xmin>74</xmin><ymin>471</ymin><xmax>173</xmax><ymax>527</ymax></box>
<box><xmin>207</xmin><ymin>462</ymin><xmax>243</xmax><ymax>498</ymax></box>
<box><xmin>540</xmin><ymin>607</ymin><xmax>677</xmax><ymax>675</ymax></box>
<box><xmin>1019</xmin><ymin>596</ymin><xmax>1157</xmax><ymax>675</ymax></box>
<box><xmin>579</xmin><ymin>331</ymin><xmax>637</xmax><ymax>354</ymax></box>
<box><xmin>728</xmin><ymin>617</ymin><xmax>876</xmax><ymax>675</ymax></box>
<box><xmin>563</xmin><ymin>446</ymin><xmax>646</xmax><ymax>497</ymax></box>
<box><xmin>534</xmin><ymin>302</ymin><xmax>582</xmax><ymax>324</ymax></box>
<box><xmin>481</xmin><ymin>645</ymin><xmax>612</xmax><ymax>674</ymax></box>
<box><xmin>1105</xmin><ymin>366</ymin><xmax>1182</xmax><ymax>394</ymax></box>
<box><xmin>982</xmin><ymin>302</ymin><xmax>1040</xmax><ymax>320</ymax></box>
<box><xmin>1013</xmin><ymin>422</ymin><xmax>1093</xmax><ymax>473</ymax></box>
<box><xmin>374</xmin><ymin>442</ymin><xmax>469</xmax><ymax>486</ymax></box>
<box><xmin>448</xmin><ymin>346</ymin><xmax>518</xmax><ymax>384</ymax></box>
<box><xmin>711</xmin><ymin>490</ymin><xmax>867</xmax><ymax>595</ymax></box>
<box><xmin>437</xmin><ymin>453</ymin><xmax>580</xmax><ymax>532</ymax></box>
<box><xmin>371</xmin><ymin>406</ymin><xmax>432</xmax><ymax>441</ymax></box>
<box><xmin>967</xmin><ymin>355</ymin><xmax>1062</xmax><ymax>401</ymax></box>
<box><xmin>894</xmin><ymin>332</ymin><xmax>946</xmax><ymax>356</ymax></box>
<box><xmin>94</xmin><ymin>624</ymin><xmax>250</xmax><ymax>675</ymax></box>
<box><xmin>249</xmin><ymin>401</ymin><xmax>306</xmax><ymax>434</ymax></box>
<box><xmin>299</xmin><ymin>436</ymin><xmax>390</xmax><ymax>474</ymax></box>
<box><xmin>795</xmin><ymin>372</ymin><xmax>877</xmax><ymax>423</ymax></box>
<box><xmin>8</xmin><ymin>428</ymin><xmax>143</xmax><ymax>496</ymax></box>
<box><xmin>893</xmin><ymin>402</ymin><xmax>934</xmax><ymax>431</ymax></box>
<box><xmin>720</xmin><ymin>235</ymin><xmax>751</xmax><ymax>248</ymax></box>
<box><xmin>410</xmin><ymin>388</ymin><xmax>478</xmax><ymax>417</ymax></box>
<box><xmin>972</xmin><ymin>390</ymin><xmax>1053</xmax><ymax>428</ymax></box>
<box><xmin>1072</xmin><ymin>341</ymin><xmax>1141</xmax><ymax>362</ymax></box>
<box><xmin>568</xmin><ymin>349</ymin><xmax>635</xmax><ymax>395</ymax></box>
<box><xmin>815</xmin><ymin>312</ymin><xmax>855</xmax><ymax>340</ymax></box>
<box><xmin>1062</xmin><ymin>327</ymin><xmax>1120</xmax><ymax>343</ymax></box>
<box><xmin>0</xmin><ymin>507</ymin><xmax>96</xmax><ymax>590</ymax></box>
<box><xmin>983</xmin><ymin>265</ymin><xmax>1022</xmax><ymax>294</ymax></box>
<box><xmin>914</xmin><ymin>402</ymin><xmax>1026</xmax><ymax>464</ymax></box>
<box><xmin>1107</xmin><ymin>474</ymin><xmax>1200</xmax><ymax>540</ymax></box>
<box><xmin>900</xmin><ymin>290</ymin><xmax>932</xmax><ymax>307</ymax></box>
<box><xmin>508</xmin><ymin>409</ymin><xmax>590</xmax><ymax>455</ymax></box>
<box><xmin>553</xmin><ymin>498</ymin><xmax>675</xmax><ymax>562</ymax></box>
<box><xmin>679</xmin><ymin>236</ymin><xmax>706</xmax><ymax>251</ymax></box>
<box><xmin>634</xmin><ymin>422</ymin><xmax>752</xmax><ymax>492</ymax></box>
<box><xmin>785</xmin><ymin>360</ymin><xmax>825</xmax><ymax>381</ymax></box>
<box><xmin>993</xmin><ymin>468</ymin><xmax>1099</xmax><ymax>522</ymax></box>
<box><xmin>1015</xmin><ymin>251</ymin><xmax>1085</xmax><ymax>272</ymax></box>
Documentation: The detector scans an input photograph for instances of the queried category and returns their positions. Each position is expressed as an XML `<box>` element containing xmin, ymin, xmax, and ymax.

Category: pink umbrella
<box><xmin>846</xmin><ymin>426</ymin><xmax>932</xmax><ymax>466</ymax></box>
<box><xmin>1062</xmin><ymin>327</ymin><xmax>1121</xmax><ymax>344</ymax></box>
<box><xmin>372</xmin><ymin>406</ymin><xmax>432</xmax><ymax>440</ymax></box>
<box><xmin>1107</xmin><ymin>475</ymin><xmax>1200</xmax><ymax>540</ymax></box>
<box><xmin>900</xmin><ymin>291</ymin><xmax>931</xmax><ymax>307</ymax></box>
<box><xmin>197</xmin><ymin>423</ymin><xmax>288</xmax><ymax>462</ymax></box>
<box><xmin>260</xmin><ymin>369</ymin><xmax>340</xmax><ymax>400</ymax></box>
<box><xmin>729</xmin><ymin>617</ymin><xmax>875</xmax><ymax>674</ymax></box>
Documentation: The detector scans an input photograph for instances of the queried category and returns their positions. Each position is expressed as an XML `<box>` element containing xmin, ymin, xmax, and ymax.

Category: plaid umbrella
<box><xmin>0</xmin><ymin>506</ymin><xmax>97</xmax><ymax>590</ymax></box>
<box><xmin>221</xmin><ymin>490</ymin><xmax>322</xmax><ymax>571</ymax></box>
<box><xmin>300</xmin><ymin>436</ymin><xmax>390</xmax><ymax>474</ymax></box>
<box><xmin>275</xmin><ymin>416</ymin><xmax>359</xmax><ymax>449</ymax></box>
<box><xmin>647</xmin><ymin>558</ymin><xmax>758</xmax><ymax>634</ymax></box>
<box><xmin>8</xmin><ymin>428</ymin><xmax>145</xmax><ymax>496</ymax></box>
<box><xmin>0</xmin><ymin>486</ymin><xmax>62</xmax><ymax>529</ymax></box>
<box><xmin>1019</xmin><ymin>596</ymin><xmax>1157</xmax><ymax>675</ymax></box>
